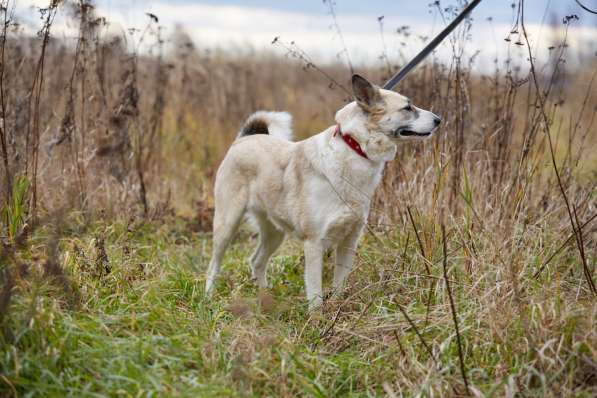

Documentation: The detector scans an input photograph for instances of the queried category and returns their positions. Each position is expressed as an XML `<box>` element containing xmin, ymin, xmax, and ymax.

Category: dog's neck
<box><xmin>333</xmin><ymin>124</ymin><xmax>368</xmax><ymax>159</ymax></box>
<box><xmin>335</xmin><ymin>102</ymin><xmax>397</xmax><ymax>163</ymax></box>
<box><xmin>313</xmin><ymin>124</ymin><xmax>388</xmax><ymax>206</ymax></box>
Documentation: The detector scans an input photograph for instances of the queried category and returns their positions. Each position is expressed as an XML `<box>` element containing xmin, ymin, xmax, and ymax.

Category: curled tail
<box><xmin>238</xmin><ymin>111</ymin><xmax>293</xmax><ymax>141</ymax></box>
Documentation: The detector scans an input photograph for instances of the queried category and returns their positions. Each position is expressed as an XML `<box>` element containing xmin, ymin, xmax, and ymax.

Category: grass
<box><xmin>1</xmin><ymin>215</ymin><xmax>595</xmax><ymax>397</ymax></box>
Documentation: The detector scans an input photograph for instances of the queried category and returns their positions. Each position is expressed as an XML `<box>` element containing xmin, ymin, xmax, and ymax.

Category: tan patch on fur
<box><xmin>366</xmin><ymin>104</ymin><xmax>387</xmax><ymax>131</ymax></box>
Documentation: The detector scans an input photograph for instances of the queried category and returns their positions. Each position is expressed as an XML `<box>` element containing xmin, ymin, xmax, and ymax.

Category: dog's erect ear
<box><xmin>352</xmin><ymin>74</ymin><xmax>381</xmax><ymax>111</ymax></box>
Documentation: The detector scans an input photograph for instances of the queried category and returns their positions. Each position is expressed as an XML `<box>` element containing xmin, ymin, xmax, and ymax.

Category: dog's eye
<box><xmin>403</xmin><ymin>105</ymin><xmax>413</xmax><ymax>111</ymax></box>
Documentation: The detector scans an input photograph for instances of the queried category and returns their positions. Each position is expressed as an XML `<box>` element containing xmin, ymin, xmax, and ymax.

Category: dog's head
<box><xmin>335</xmin><ymin>74</ymin><xmax>441</xmax><ymax>162</ymax></box>
<box><xmin>351</xmin><ymin>74</ymin><xmax>441</xmax><ymax>139</ymax></box>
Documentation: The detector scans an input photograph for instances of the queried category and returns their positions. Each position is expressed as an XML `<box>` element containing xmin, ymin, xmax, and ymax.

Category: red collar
<box><xmin>333</xmin><ymin>124</ymin><xmax>368</xmax><ymax>159</ymax></box>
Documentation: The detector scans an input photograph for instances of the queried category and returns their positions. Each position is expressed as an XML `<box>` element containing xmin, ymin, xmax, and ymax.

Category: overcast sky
<box><xmin>15</xmin><ymin>0</ymin><xmax>597</xmax><ymax>70</ymax></box>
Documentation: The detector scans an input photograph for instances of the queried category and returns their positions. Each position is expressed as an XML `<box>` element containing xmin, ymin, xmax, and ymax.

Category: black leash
<box><xmin>383</xmin><ymin>0</ymin><xmax>483</xmax><ymax>90</ymax></box>
<box><xmin>574</xmin><ymin>0</ymin><xmax>597</xmax><ymax>14</ymax></box>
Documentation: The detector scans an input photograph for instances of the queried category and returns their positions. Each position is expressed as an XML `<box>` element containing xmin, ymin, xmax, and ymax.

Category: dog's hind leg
<box><xmin>205</xmin><ymin>194</ymin><xmax>246</xmax><ymax>296</ymax></box>
<box><xmin>249</xmin><ymin>215</ymin><xmax>284</xmax><ymax>288</ymax></box>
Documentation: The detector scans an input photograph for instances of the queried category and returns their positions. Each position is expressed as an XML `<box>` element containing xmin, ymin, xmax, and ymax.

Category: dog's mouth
<box><xmin>393</xmin><ymin>127</ymin><xmax>433</xmax><ymax>138</ymax></box>
<box><xmin>399</xmin><ymin>130</ymin><xmax>431</xmax><ymax>137</ymax></box>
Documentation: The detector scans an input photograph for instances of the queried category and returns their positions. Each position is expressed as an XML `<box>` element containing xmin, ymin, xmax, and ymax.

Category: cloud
<box><xmin>12</xmin><ymin>1</ymin><xmax>597</xmax><ymax>72</ymax></box>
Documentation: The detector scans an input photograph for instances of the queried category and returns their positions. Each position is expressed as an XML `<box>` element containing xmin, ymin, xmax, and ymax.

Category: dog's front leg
<box><xmin>303</xmin><ymin>240</ymin><xmax>324</xmax><ymax>310</ymax></box>
<box><xmin>332</xmin><ymin>229</ymin><xmax>361</xmax><ymax>297</ymax></box>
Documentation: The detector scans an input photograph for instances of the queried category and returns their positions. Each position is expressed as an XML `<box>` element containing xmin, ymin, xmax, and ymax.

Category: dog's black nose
<box><xmin>433</xmin><ymin>116</ymin><xmax>441</xmax><ymax>126</ymax></box>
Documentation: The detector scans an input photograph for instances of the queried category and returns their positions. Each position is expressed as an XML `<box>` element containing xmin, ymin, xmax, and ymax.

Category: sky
<box><xmin>13</xmin><ymin>0</ymin><xmax>597</xmax><ymax>71</ymax></box>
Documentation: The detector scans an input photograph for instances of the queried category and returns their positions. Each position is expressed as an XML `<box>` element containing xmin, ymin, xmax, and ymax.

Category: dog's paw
<box><xmin>250</xmin><ymin>275</ymin><xmax>269</xmax><ymax>289</ymax></box>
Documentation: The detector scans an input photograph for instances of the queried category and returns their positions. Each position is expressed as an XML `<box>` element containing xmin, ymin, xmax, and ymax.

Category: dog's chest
<box><xmin>301</xmin><ymin>169</ymin><xmax>376</xmax><ymax>242</ymax></box>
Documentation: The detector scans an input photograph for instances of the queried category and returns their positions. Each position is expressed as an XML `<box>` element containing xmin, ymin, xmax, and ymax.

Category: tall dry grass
<box><xmin>0</xmin><ymin>1</ymin><xmax>593</xmax><ymax>220</ymax></box>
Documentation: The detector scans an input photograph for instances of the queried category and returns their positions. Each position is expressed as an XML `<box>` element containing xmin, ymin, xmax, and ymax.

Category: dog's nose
<box><xmin>433</xmin><ymin>116</ymin><xmax>441</xmax><ymax>126</ymax></box>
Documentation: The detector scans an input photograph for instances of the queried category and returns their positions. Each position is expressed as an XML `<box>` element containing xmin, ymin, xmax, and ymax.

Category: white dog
<box><xmin>205</xmin><ymin>74</ymin><xmax>440</xmax><ymax>309</ymax></box>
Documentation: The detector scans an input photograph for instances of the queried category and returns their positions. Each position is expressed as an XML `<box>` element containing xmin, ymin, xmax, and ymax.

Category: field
<box><xmin>1</xmin><ymin>1</ymin><xmax>596</xmax><ymax>397</ymax></box>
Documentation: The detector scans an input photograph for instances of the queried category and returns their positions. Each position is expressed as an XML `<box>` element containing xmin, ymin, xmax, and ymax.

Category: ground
<box><xmin>0</xmin><ymin>217</ymin><xmax>595</xmax><ymax>397</ymax></box>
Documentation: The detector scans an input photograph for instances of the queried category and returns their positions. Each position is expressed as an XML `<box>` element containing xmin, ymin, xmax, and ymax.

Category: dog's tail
<box><xmin>238</xmin><ymin>111</ymin><xmax>293</xmax><ymax>141</ymax></box>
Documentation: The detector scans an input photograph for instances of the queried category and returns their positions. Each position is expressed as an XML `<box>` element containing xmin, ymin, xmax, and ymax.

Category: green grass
<box><xmin>0</xmin><ymin>217</ymin><xmax>595</xmax><ymax>397</ymax></box>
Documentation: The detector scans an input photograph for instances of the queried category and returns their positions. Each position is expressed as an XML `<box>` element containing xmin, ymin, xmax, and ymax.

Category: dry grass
<box><xmin>0</xmin><ymin>0</ymin><xmax>596</xmax><ymax>396</ymax></box>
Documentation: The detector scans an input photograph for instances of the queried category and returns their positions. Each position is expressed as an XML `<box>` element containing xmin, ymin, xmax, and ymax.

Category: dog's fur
<box><xmin>205</xmin><ymin>75</ymin><xmax>440</xmax><ymax>309</ymax></box>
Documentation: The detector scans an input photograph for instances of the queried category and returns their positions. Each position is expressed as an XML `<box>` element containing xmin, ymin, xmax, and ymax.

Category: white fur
<box><xmin>205</xmin><ymin>76</ymin><xmax>440</xmax><ymax>310</ymax></box>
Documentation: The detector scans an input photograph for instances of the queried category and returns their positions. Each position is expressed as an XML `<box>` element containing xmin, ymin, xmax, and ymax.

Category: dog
<box><xmin>205</xmin><ymin>74</ymin><xmax>440</xmax><ymax>309</ymax></box>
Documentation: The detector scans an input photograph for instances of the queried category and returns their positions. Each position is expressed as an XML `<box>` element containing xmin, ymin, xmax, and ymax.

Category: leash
<box><xmin>382</xmin><ymin>0</ymin><xmax>483</xmax><ymax>90</ymax></box>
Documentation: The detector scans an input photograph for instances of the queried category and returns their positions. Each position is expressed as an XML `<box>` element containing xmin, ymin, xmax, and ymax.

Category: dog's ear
<box><xmin>352</xmin><ymin>74</ymin><xmax>381</xmax><ymax>111</ymax></box>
